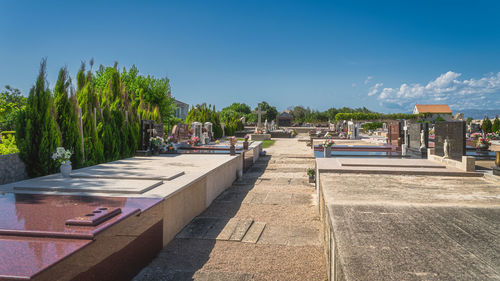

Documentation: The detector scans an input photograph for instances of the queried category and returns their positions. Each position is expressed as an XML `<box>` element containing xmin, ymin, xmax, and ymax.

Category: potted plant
<box><xmin>52</xmin><ymin>147</ymin><xmax>72</xmax><ymax>178</ymax></box>
<box><xmin>229</xmin><ymin>136</ymin><xmax>237</xmax><ymax>155</ymax></box>
<box><xmin>306</xmin><ymin>168</ymin><xmax>315</xmax><ymax>183</ymax></box>
<box><xmin>243</xmin><ymin>135</ymin><xmax>249</xmax><ymax>150</ymax></box>
<box><xmin>150</xmin><ymin>136</ymin><xmax>164</xmax><ymax>155</ymax></box>
<box><xmin>476</xmin><ymin>136</ymin><xmax>491</xmax><ymax>150</ymax></box>
<box><xmin>323</xmin><ymin>139</ymin><xmax>334</xmax><ymax>158</ymax></box>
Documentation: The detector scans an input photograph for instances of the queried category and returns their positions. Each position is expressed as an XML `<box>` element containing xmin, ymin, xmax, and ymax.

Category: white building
<box><xmin>173</xmin><ymin>99</ymin><xmax>189</xmax><ymax>120</ymax></box>
<box><xmin>413</xmin><ymin>104</ymin><xmax>453</xmax><ymax>121</ymax></box>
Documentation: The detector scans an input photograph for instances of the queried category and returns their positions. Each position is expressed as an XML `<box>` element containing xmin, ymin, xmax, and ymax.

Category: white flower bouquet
<box><xmin>52</xmin><ymin>147</ymin><xmax>72</xmax><ymax>164</ymax></box>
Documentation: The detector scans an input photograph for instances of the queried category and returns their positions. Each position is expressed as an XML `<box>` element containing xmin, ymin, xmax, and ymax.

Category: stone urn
<box><xmin>60</xmin><ymin>162</ymin><xmax>72</xmax><ymax>178</ymax></box>
<box><xmin>243</xmin><ymin>141</ymin><xmax>249</xmax><ymax>150</ymax></box>
<box><xmin>323</xmin><ymin>147</ymin><xmax>332</xmax><ymax>158</ymax></box>
<box><xmin>476</xmin><ymin>143</ymin><xmax>490</xmax><ymax>157</ymax></box>
<box><xmin>230</xmin><ymin>145</ymin><xmax>236</xmax><ymax>156</ymax></box>
<box><xmin>477</xmin><ymin>143</ymin><xmax>489</xmax><ymax>151</ymax></box>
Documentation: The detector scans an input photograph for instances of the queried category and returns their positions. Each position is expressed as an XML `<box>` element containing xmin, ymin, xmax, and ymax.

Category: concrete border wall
<box><xmin>0</xmin><ymin>153</ymin><xmax>27</xmax><ymax>185</ymax></box>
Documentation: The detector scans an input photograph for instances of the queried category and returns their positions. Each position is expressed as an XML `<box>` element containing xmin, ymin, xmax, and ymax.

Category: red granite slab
<box><xmin>0</xmin><ymin>236</ymin><xmax>92</xmax><ymax>280</ymax></box>
<box><xmin>0</xmin><ymin>194</ymin><xmax>163</xmax><ymax>280</ymax></box>
<box><xmin>0</xmin><ymin>194</ymin><xmax>162</xmax><ymax>238</ymax></box>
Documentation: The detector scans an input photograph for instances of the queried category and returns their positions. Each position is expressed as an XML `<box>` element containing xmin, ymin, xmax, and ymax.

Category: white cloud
<box><xmin>368</xmin><ymin>83</ymin><xmax>383</xmax><ymax>96</ymax></box>
<box><xmin>352</xmin><ymin>83</ymin><xmax>357</xmax><ymax>88</ymax></box>
<box><xmin>370</xmin><ymin>71</ymin><xmax>500</xmax><ymax>111</ymax></box>
<box><xmin>364</xmin><ymin>76</ymin><xmax>373</xmax><ymax>84</ymax></box>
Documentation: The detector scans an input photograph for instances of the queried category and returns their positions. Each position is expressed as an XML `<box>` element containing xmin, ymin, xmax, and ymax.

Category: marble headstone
<box><xmin>204</xmin><ymin>122</ymin><xmax>213</xmax><ymax>141</ymax></box>
<box><xmin>191</xmin><ymin>122</ymin><xmax>203</xmax><ymax>140</ymax></box>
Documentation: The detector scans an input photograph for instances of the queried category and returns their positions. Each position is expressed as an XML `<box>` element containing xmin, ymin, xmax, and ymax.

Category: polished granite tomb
<box><xmin>0</xmin><ymin>193</ymin><xmax>163</xmax><ymax>281</ymax></box>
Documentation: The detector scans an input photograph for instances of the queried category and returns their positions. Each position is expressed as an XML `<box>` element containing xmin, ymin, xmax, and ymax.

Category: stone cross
<box><xmin>252</xmin><ymin>105</ymin><xmax>267</xmax><ymax>129</ymax></box>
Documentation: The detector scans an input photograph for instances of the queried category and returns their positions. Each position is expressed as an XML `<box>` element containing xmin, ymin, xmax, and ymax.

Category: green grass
<box><xmin>262</xmin><ymin>140</ymin><xmax>275</xmax><ymax>148</ymax></box>
<box><xmin>236</xmin><ymin>138</ymin><xmax>275</xmax><ymax>148</ymax></box>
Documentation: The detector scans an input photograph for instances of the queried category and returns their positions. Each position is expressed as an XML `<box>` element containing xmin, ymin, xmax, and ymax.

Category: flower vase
<box><xmin>477</xmin><ymin>143</ymin><xmax>489</xmax><ymax>151</ymax></box>
<box><xmin>308</xmin><ymin>175</ymin><xmax>315</xmax><ymax>183</ymax></box>
<box><xmin>60</xmin><ymin>162</ymin><xmax>72</xmax><ymax>178</ymax></box>
<box><xmin>324</xmin><ymin>147</ymin><xmax>332</xmax><ymax>158</ymax></box>
<box><xmin>243</xmin><ymin>141</ymin><xmax>249</xmax><ymax>150</ymax></box>
<box><xmin>230</xmin><ymin>145</ymin><xmax>236</xmax><ymax>156</ymax></box>
<box><xmin>153</xmin><ymin>148</ymin><xmax>160</xmax><ymax>155</ymax></box>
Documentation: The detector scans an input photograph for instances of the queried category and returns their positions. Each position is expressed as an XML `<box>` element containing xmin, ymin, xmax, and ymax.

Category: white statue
<box><xmin>443</xmin><ymin>138</ymin><xmax>450</xmax><ymax>159</ymax></box>
<box><xmin>239</xmin><ymin>116</ymin><xmax>246</xmax><ymax>124</ymax></box>
<box><xmin>419</xmin><ymin>129</ymin><xmax>426</xmax><ymax>150</ymax></box>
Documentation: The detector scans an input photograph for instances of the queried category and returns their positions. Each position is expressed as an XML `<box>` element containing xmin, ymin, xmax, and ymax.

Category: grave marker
<box><xmin>434</xmin><ymin>121</ymin><xmax>466</xmax><ymax>161</ymax></box>
<box><xmin>408</xmin><ymin>122</ymin><xmax>429</xmax><ymax>158</ymax></box>
<box><xmin>252</xmin><ymin>105</ymin><xmax>267</xmax><ymax>130</ymax></box>
<box><xmin>387</xmin><ymin>121</ymin><xmax>402</xmax><ymax>151</ymax></box>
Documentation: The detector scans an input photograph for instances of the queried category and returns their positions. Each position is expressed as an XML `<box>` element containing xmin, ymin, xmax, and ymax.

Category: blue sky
<box><xmin>1</xmin><ymin>0</ymin><xmax>499</xmax><ymax>113</ymax></box>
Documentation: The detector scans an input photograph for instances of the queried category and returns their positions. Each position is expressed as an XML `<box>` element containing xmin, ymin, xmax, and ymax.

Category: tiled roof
<box><xmin>414</xmin><ymin>104</ymin><xmax>452</xmax><ymax>114</ymax></box>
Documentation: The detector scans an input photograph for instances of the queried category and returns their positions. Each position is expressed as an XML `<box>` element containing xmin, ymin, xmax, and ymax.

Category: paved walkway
<box><xmin>134</xmin><ymin>138</ymin><xmax>326</xmax><ymax>281</ymax></box>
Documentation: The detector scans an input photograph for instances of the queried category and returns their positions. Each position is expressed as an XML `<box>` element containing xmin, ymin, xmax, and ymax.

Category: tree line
<box><xmin>13</xmin><ymin>59</ymin><xmax>174</xmax><ymax>177</ymax></box>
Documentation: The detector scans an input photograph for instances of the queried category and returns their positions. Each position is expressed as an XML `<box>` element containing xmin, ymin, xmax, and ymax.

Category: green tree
<box><xmin>186</xmin><ymin>104</ymin><xmax>223</xmax><ymax>138</ymax></box>
<box><xmin>16</xmin><ymin>59</ymin><xmax>61</xmax><ymax>177</ymax></box>
<box><xmin>466</xmin><ymin>117</ymin><xmax>473</xmax><ymax>124</ymax></box>
<box><xmin>117</xmin><ymin>65</ymin><xmax>175</xmax><ymax>124</ymax></box>
<box><xmin>53</xmin><ymin>67</ymin><xmax>83</xmax><ymax>168</ymax></box>
<box><xmin>0</xmin><ymin>86</ymin><xmax>27</xmax><ymax>131</ymax></box>
<box><xmin>492</xmin><ymin>117</ymin><xmax>500</xmax><ymax>133</ymax></box>
<box><xmin>76</xmin><ymin>63</ymin><xmax>104</xmax><ymax>165</ymax></box>
<box><xmin>482</xmin><ymin>117</ymin><xmax>492</xmax><ymax>133</ymax></box>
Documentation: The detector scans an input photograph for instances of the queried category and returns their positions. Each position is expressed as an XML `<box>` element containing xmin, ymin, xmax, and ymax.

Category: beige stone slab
<box><xmin>241</xmin><ymin>221</ymin><xmax>266</xmax><ymax>244</ymax></box>
<box><xmin>317</xmin><ymin>158</ymin><xmax>483</xmax><ymax>177</ymax></box>
<box><xmin>12</xmin><ymin>176</ymin><xmax>163</xmax><ymax>194</ymax></box>
<box><xmin>216</xmin><ymin>219</ymin><xmax>239</xmax><ymax>241</ymax></box>
<box><xmin>229</xmin><ymin>219</ymin><xmax>254</xmax><ymax>241</ymax></box>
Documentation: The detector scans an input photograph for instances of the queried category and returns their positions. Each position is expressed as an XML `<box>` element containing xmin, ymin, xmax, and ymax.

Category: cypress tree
<box><xmin>482</xmin><ymin>117</ymin><xmax>492</xmax><ymax>134</ymax></box>
<box><xmin>492</xmin><ymin>117</ymin><xmax>500</xmax><ymax>133</ymax></box>
<box><xmin>16</xmin><ymin>59</ymin><xmax>61</xmax><ymax>177</ymax></box>
<box><xmin>54</xmin><ymin>67</ymin><xmax>83</xmax><ymax>168</ymax></box>
<box><xmin>76</xmin><ymin>63</ymin><xmax>103</xmax><ymax>166</ymax></box>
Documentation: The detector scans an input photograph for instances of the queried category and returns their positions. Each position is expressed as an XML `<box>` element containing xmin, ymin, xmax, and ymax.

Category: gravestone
<box><xmin>191</xmin><ymin>122</ymin><xmax>203</xmax><ymax>140</ymax></box>
<box><xmin>204</xmin><ymin>122</ymin><xmax>213</xmax><ymax>141</ymax></box>
<box><xmin>221</xmin><ymin>123</ymin><xmax>225</xmax><ymax>138</ymax></box>
<box><xmin>347</xmin><ymin>121</ymin><xmax>355</xmax><ymax>139</ymax></box>
<box><xmin>154</xmin><ymin>123</ymin><xmax>164</xmax><ymax>138</ymax></box>
<box><xmin>172</xmin><ymin>123</ymin><xmax>190</xmax><ymax>143</ymax></box>
<box><xmin>252</xmin><ymin>105</ymin><xmax>267</xmax><ymax>131</ymax></box>
<box><xmin>408</xmin><ymin>122</ymin><xmax>429</xmax><ymax>158</ymax></box>
<box><xmin>434</xmin><ymin>121</ymin><xmax>466</xmax><ymax>161</ymax></box>
<box><xmin>387</xmin><ymin>121</ymin><xmax>402</xmax><ymax>151</ymax></box>
<box><xmin>139</xmin><ymin>120</ymin><xmax>155</xmax><ymax>150</ymax></box>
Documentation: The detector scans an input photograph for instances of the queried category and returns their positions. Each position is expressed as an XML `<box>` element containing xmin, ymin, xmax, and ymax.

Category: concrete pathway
<box><xmin>134</xmin><ymin>138</ymin><xmax>326</xmax><ymax>281</ymax></box>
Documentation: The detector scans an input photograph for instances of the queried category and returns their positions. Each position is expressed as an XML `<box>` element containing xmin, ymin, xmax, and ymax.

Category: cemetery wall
<box><xmin>0</xmin><ymin>153</ymin><xmax>28</xmax><ymax>185</ymax></box>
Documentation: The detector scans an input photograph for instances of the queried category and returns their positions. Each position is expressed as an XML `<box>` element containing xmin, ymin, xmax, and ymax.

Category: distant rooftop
<box><xmin>414</xmin><ymin>104</ymin><xmax>452</xmax><ymax>114</ymax></box>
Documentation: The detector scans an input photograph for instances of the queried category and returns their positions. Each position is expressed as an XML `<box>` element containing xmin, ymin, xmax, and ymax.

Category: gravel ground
<box><xmin>134</xmin><ymin>137</ymin><xmax>327</xmax><ymax>281</ymax></box>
